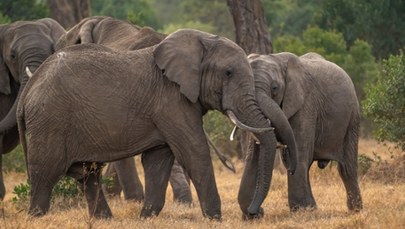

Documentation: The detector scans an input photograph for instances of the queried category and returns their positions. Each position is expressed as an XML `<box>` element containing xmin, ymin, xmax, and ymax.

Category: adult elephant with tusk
<box><xmin>247</xmin><ymin>52</ymin><xmax>362</xmax><ymax>213</ymax></box>
<box><xmin>56</xmin><ymin>16</ymin><xmax>235</xmax><ymax>204</ymax></box>
<box><xmin>17</xmin><ymin>29</ymin><xmax>289</xmax><ymax>219</ymax></box>
<box><xmin>0</xmin><ymin>18</ymin><xmax>65</xmax><ymax>199</ymax></box>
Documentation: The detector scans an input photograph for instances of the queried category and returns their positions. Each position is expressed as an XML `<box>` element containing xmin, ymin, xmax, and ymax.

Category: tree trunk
<box><xmin>46</xmin><ymin>0</ymin><xmax>91</xmax><ymax>29</ymax></box>
<box><xmin>226</xmin><ymin>0</ymin><xmax>272</xmax><ymax>55</ymax></box>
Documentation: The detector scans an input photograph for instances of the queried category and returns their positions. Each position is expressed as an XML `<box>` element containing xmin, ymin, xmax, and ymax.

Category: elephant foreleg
<box><xmin>169</xmin><ymin>159</ymin><xmax>192</xmax><ymax>205</ymax></box>
<box><xmin>287</xmin><ymin>161</ymin><xmax>316</xmax><ymax>211</ymax></box>
<box><xmin>140</xmin><ymin>146</ymin><xmax>174</xmax><ymax>218</ymax></box>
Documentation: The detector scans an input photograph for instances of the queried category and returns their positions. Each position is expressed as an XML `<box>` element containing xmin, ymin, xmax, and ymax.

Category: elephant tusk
<box><xmin>226</xmin><ymin>110</ymin><xmax>274</xmax><ymax>133</ymax></box>
<box><xmin>230</xmin><ymin>126</ymin><xmax>238</xmax><ymax>141</ymax></box>
<box><xmin>25</xmin><ymin>66</ymin><xmax>34</xmax><ymax>78</ymax></box>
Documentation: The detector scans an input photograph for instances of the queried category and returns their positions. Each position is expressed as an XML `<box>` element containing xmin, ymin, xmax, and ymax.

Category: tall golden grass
<box><xmin>1</xmin><ymin>138</ymin><xmax>404</xmax><ymax>229</ymax></box>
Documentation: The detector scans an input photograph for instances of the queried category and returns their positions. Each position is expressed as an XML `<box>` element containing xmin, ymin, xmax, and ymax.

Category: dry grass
<box><xmin>1</xmin><ymin>138</ymin><xmax>404</xmax><ymax>228</ymax></box>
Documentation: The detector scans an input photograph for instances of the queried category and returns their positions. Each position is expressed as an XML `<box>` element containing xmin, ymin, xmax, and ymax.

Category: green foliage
<box><xmin>0</xmin><ymin>0</ymin><xmax>48</xmax><ymax>22</ymax></box>
<box><xmin>149</xmin><ymin>0</ymin><xmax>233</xmax><ymax>38</ymax></box>
<box><xmin>203</xmin><ymin>111</ymin><xmax>238</xmax><ymax>158</ymax></box>
<box><xmin>357</xmin><ymin>154</ymin><xmax>373</xmax><ymax>175</ymax></box>
<box><xmin>160</xmin><ymin>21</ymin><xmax>216</xmax><ymax>34</ymax></box>
<box><xmin>0</xmin><ymin>12</ymin><xmax>11</xmax><ymax>24</ymax></box>
<box><xmin>316</xmin><ymin>0</ymin><xmax>405</xmax><ymax>59</ymax></box>
<box><xmin>274</xmin><ymin>26</ymin><xmax>379</xmax><ymax>100</ymax></box>
<box><xmin>362</xmin><ymin>52</ymin><xmax>405</xmax><ymax>150</ymax></box>
<box><xmin>3</xmin><ymin>145</ymin><xmax>26</xmax><ymax>173</ymax></box>
<box><xmin>12</xmin><ymin>177</ymin><xmax>81</xmax><ymax>203</ymax></box>
<box><xmin>92</xmin><ymin>0</ymin><xmax>160</xmax><ymax>28</ymax></box>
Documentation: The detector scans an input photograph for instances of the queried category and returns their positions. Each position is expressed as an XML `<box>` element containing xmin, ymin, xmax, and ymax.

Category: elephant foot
<box><xmin>140</xmin><ymin>206</ymin><xmax>160</xmax><ymax>219</ymax></box>
<box><xmin>28</xmin><ymin>207</ymin><xmax>48</xmax><ymax>217</ymax></box>
<box><xmin>290</xmin><ymin>203</ymin><xmax>317</xmax><ymax>212</ymax></box>
<box><xmin>242</xmin><ymin>207</ymin><xmax>264</xmax><ymax>220</ymax></box>
<box><xmin>347</xmin><ymin>196</ymin><xmax>362</xmax><ymax>212</ymax></box>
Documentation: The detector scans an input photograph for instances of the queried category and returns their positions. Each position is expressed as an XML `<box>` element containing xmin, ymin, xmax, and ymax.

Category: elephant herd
<box><xmin>0</xmin><ymin>16</ymin><xmax>362</xmax><ymax>220</ymax></box>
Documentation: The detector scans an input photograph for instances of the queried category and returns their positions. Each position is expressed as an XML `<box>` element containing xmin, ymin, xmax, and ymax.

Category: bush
<box><xmin>363</xmin><ymin>52</ymin><xmax>405</xmax><ymax>150</ymax></box>
<box><xmin>3</xmin><ymin>145</ymin><xmax>26</xmax><ymax>173</ymax></box>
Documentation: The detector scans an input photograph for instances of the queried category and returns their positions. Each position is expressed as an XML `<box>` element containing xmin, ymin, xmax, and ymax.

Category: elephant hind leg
<box><xmin>338</xmin><ymin>119</ymin><xmax>362</xmax><ymax>212</ymax></box>
<box><xmin>140</xmin><ymin>146</ymin><xmax>174</xmax><ymax>218</ymax></box>
<box><xmin>74</xmin><ymin>163</ymin><xmax>112</xmax><ymax>219</ymax></box>
<box><xmin>28</xmin><ymin>162</ymin><xmax>64</xmax><ymax>216</ymax></box>
<box><xmin>337</xmin><ymin>161</ymin><xmax>362</xmax><ymax>211</ymax></box>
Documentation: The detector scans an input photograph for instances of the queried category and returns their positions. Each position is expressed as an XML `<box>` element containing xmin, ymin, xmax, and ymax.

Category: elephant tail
<box><xmin>17</xmin><ymin>98</ymin><xmax>29</xmax><ymax>175</ymax></box>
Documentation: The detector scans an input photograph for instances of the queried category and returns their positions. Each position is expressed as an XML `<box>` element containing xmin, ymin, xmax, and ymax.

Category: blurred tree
<box><xmin>316</xmin><ymin>0</ymin><xmax>405</xmax><ymax>59</ymax></box>
<box><xmin>263</xmin><ymin>0</ymin><xmax>319</xmax><ymax>38</ymax></box>
<box><xmin>46</xmin><ymin>0</ymin><xmax>90</xmax><ymax>29</ymax></box>
<box><xmin>227</xmin><ymin>0</ymin><xmax>272</xmax><ymax>54</ymax></box>
<box><xmin>362</xmin><ymin>52</ymin><xmax>405</xmax><ymax>150</ymax></box>
<box><xmin>0</xmin><ymin>0</ymin><xmax>48</xmax><ymax>22</ymax></box>
<box><xmin>92</xmin><ymin>0</ymin><xmax>160</xmax><ymax>28</ymax></box>
<box><xmin>149</xmin><ymin>0</ymin><xmax>233</xmax><ymax>38</ymax></box>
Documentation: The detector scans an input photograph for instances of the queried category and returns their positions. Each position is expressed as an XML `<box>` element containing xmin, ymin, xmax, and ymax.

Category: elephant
<box><xmin>0</xmin><ymin>18</ymin><xmax>65</xmax><ymax>199</ymax></box>
<box><xmin>245</xmin><ymin>52</ymin><xmax>362</xmax><ymax>213</ymax></box>
<box><xmin>56</xmin><ymin>16</ymin><xmax>235</xmax><ymax>204</ymax></box>
<box><xmin>17</xmin><ymin>29</ymin><xmax>298</xmax><ymax>219</ymax></box>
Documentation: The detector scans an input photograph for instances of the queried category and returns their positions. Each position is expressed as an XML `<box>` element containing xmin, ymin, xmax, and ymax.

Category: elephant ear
<box><xmin>282</xmin><ymin>56</ymin><xmax>305</xmax><ymax>119</ymax></box>
<box><xmin>37</xmin><ymin>18</ymin><xmax>66</xmax><ymax>44</ymax></box>
<box><xmin>154</xmin><ymin>29</ymin><xmax>212</xmax><ymax>103</ymax></box>
<box><xmin>0</xmin><ymin>25</ymin><xmax>11</xmax><ymax>95</ymax></box>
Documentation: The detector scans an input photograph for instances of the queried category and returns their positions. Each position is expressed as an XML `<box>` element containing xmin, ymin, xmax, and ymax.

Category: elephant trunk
<box><xmin>0</xmin><ymin>68</ymin><xmax>31</xmax><ymax>135</ymax></box>
<box><xmin>228</xmin><ymin>94</ymin><xmax>277</xmax><ymax>218</ymax></box>
<box><xmin>256</xmin><ymin>91</ymin><xmax>298</xmax><ymax>175</ymax></box>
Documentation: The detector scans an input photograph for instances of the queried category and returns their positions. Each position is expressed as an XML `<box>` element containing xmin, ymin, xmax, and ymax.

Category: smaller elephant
<box><xmin>0</xmin><ymin>18</ymin><xmax>65</xmax><ymax>199</ymax></box>
<box><xmin>247</xmin><ymin>52</ymin><xmax>362</xmax><ymax>212</ymax></box>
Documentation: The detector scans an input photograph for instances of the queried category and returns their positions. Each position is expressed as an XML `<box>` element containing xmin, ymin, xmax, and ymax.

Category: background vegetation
<box><xmin>0</xmin><ymin>1</ymin><xmax>404</xmax><ymax>227</ymax></box>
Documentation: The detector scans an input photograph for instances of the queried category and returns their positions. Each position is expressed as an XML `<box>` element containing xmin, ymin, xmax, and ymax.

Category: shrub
<box><xmin>363</xmin><ymin>52</ymin><xmax>405</xmax><ymax>150</ymax></box>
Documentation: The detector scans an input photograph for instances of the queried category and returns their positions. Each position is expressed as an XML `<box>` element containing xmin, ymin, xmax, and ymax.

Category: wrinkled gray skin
<box><xmin>56</xmin><ymin>16</ymin><xmax>193</xmax><ymax>204</ymax></box>
<box><xmin>0</xmin><ymin>18</ymin><xmax>65</xmax><ymax>199</ymax></box>
<box><xmin>248</xmin><ymin>52</ymin><xmax>362</xmax><ymax>212</ymax></box>
<box><xmin>17</xmin><ymin>29</ymin><xmax>288</xmax><ymax>219</ymax></box>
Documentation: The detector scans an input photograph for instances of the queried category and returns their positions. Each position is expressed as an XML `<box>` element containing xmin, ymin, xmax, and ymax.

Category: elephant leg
<box><xmin>102</xmin><ymin>163</ymin><xmax>122</xmax><ymax>197</ymax></box>
<box><xmin>140</xmin><ymin>146</ymin><xmax>174</xmax><ymax>218</ymax></box>
<box><xmin>169</xmin><ymin>159</ymin><xmax>192</xmax><ymax>205</ymax></box>
<box><xmin>75</xmin><ymin>163</ymin><xmax>112</xmax><ymax>219</ymax></box>
<box><xmin>28</xmin><ymin>162</ymin><xmax>64</xmax><ymax>216</ymax></box>
<box><xmin>113</xmin><ymin>157</ymin><xmax>144</xmax><ymax>201</ymax></box>
<box><xmin>288</xmin><ymin>161</ymin><xmax>316</xmax><ymax>211</ymax></box>
<box><xmin>0</xmin><ymin>136</ymin><xmax>5</xmax><ymax>200</ymax></box>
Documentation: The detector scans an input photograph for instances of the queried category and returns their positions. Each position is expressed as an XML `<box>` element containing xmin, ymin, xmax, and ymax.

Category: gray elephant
<box><xmin>0</xmin><ymin>18</ymin><xmax>65</xmax><ymax>199</ymax></box>
<box><xmin>56</xmin><ymin>16</ymin><xmax>234</xmax><ymax>204</ymax></box>
<box><xmin>18</xmin><ymin>29</ymin><xmax>297</xmax><ymax>219</ymax></box>
<box><xmin>245</xmin><ymin>52</ymin><xmax>362</xmax><ymax>213</ymax></box>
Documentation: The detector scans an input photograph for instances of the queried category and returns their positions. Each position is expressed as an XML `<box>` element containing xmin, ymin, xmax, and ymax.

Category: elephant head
<box><xmin>153</xmin><ymin>29</ymin><xmax>286</xmax><ymax>217</ymax></box>
<box><xmin>0</xmin><ymin>18</ymin><xmax>65</xmax><ymax>134</ymax></box>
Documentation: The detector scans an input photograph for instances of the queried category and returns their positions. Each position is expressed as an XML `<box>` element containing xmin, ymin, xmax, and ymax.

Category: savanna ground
<box><xmin>1</xmin><ymin>138</ymin><xmax>404</xmax><ymax>229</ymax></box>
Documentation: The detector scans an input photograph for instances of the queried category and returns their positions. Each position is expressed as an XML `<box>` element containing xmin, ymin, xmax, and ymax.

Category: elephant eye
<box><xmin>271</xmin><ymin>82</ymin><xmax>278</xmax><ymax>94</ymax></box>
<box><xmin>10</xmin><ymin>50</ymin><xmax>16</xmax><ymax>60</ymax></box>
<box><xmin>225</xmin><ymin>69</ymin><xmax>232</xmax><ymax>77</ymax></box>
